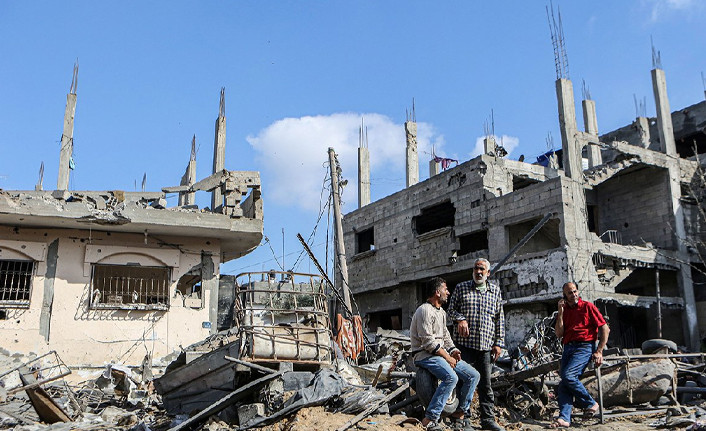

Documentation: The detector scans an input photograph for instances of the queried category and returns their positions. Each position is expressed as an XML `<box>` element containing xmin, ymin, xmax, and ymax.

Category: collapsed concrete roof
<box><xmin>0</xmin><ymin>186</ymin><xmax>263</xmax><ymax>262</ymax></box>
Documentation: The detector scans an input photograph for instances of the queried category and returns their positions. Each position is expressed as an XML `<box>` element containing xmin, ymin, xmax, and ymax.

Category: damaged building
<box><xmin>342</xmin><ymin>60</ymin><xmax>706</xmax><ymax>352</ymax></box>
<box><xmin>0</xmin><ymin>71</ymin><xmax>263</xmax><ymax>368</ymax></box>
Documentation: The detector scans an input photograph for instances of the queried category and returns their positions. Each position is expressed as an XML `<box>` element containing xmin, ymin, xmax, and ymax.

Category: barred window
<box><xmin>0</xmin><ymin>260</ymin><xmax>34</xmax><ymax>308</ymax></box>
<box><xmin>90</xmin><ymin>264</ymin><xmax>170</xmax><ymax>310</ymax></box>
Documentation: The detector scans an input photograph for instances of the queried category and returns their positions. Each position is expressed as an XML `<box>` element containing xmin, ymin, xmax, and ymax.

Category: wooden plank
<box><xmin>19</xmin><ymin>371</ymin><xmax>71</xmax><ymax>424</ymax></box>
<box><xmin>169</xmin><ymin>371</ymin><xmax>283</xmax><ymax>431</ymax></box>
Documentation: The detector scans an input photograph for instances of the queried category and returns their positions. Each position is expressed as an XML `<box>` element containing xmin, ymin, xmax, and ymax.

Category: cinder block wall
<box><xmin>344</xmin><ymin>157</ymin><xmax>565</xmax><ymax>295</ymax></box>
<box><xmin>594</xmin><ymin>167</ymin><xmax>674</xmax><ymax>248</ymax></box>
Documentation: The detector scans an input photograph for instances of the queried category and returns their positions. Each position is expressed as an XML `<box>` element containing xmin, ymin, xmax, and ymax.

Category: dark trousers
<box><xmin>458</xmin><ymin>346</ymin><xmax>495</xmax><ymax>422</ymax></box>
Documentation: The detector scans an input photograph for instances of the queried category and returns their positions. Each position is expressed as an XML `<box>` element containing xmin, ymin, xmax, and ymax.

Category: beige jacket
<box><xmin>410</xmin><ymin>302</ymin><xmax>457</xmax><ymax>362</ymax></box>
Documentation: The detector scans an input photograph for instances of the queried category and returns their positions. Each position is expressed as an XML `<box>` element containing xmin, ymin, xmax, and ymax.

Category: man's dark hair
<box><xmin>424</xmin><ymin>277</ymin><xmax>446</xmax><ymax>299</ymax></box>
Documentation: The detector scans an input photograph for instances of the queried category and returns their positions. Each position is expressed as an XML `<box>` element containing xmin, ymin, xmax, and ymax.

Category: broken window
<box><xmin>90</xmin><ymin>264</ymin><xmax>170</xmax><ymax>310</ymax></box>
<box><xmin>512</xmin><ymin>175</ymin><xmax>540</xmax><ymax>191</ymax></box>
<box><xmin>356</xmin><ymin>228</ymin><xmax>375</xmax><ymax>254</ymax></box>
<box><xmin>413</xmin><ymin>201</ymin><xmax>455</xmax><ymax>235</ymax></box>
<box><xmin>366</xmin><ymin>308</ymin><xmax>403</xmax><ymax>331</ymax></box>
<box><xmin>458</xmin><ymin>230</ymin><xmax>489</xmax><ymax>256</ymax></box>
<box><xmin>586</xmin><ymin>204</ymin><xmax>599</xmax><ymax>234</ymax></box>
<box><xmin>0</xmin><ymin>260</ymin><xmax>34</xmax><ymax>308</ymax></box>
<box><xmin>507</xmin><ymin>218</ymin><xmax>561</xmax><ymax>255</ymax></box>
<box><xmin>176</xmin><ymin>269</ymin><xmax>202</xmax><ymax>309</ymax></box>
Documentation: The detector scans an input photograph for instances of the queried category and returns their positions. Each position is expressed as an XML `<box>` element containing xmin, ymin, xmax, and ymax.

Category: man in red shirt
<box><xmin>551</xmin><ymin>282</ymin><xmax>610</xmax><ymax>428</ymax></box>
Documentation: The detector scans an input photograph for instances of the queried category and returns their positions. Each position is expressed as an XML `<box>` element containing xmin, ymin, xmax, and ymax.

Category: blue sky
<box><xmin>1</xmin><ymin>1</ymin><xmax>705</xmax><ymax>278</ymax></box>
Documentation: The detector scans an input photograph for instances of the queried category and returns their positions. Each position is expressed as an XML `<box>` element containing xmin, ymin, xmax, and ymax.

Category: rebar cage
<box><xmin>234</xmin><ymin>271</ymin><xmax>333</xmax><ymax>364</ymax></box>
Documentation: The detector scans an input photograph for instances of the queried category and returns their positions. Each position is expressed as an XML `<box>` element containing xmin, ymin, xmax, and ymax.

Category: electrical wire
<box><xmin>291</xmin><ymin>166</ymin><xmax>332</xmax><ymax>271</ymax></box>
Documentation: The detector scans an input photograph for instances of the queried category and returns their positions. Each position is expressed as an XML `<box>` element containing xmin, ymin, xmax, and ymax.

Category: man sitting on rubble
<box><xmin>552</xmin><ymin>282</ymin><xmax>610</xmax><ymax>428</ymax></box>
<box><xmin>411</xmin><ymin>277</ymin><xmax>480</xmax><ymax>431</ymax></box>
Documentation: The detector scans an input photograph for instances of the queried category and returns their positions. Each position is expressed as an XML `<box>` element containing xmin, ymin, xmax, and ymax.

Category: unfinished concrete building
<box><xmin>0</xmin><ymin>72</ymin><xmax>263</xmax><ymax>368</ymax></box>
<box><xmin>343</xmin><ymin>61</ymin><xmax>706</xmax><ymax>352</ymax></box>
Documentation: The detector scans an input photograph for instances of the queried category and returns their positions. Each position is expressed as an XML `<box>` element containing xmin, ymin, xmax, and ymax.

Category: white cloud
<box><xmin>471</xmin><ymin>134</ymin><xmax>520</xmax><ymax>158</ymax></box>
<box><xmin>646</xmin><ymin>0</ymin><xmax>700</xmax><ymax>22</ymax></box>
<box><xmin>247</xmin><ymin>113</ymin><xmax>446</xmax><ymax>213</ymax></box>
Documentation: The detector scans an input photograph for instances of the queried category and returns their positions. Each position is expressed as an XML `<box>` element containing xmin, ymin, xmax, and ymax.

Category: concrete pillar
<box><xmin>358</xmin><ymin>146</ymin><xmax>370</xmax><ymax>208</ymax></box>
<box><xmin>179</xmin><ymin>136</ymin><xmax>197</xmax><ymax>206</ymax></box>
<box><xmin>487</xmin><ymin>225</ymin><xmax>508</xmax><ymax>262</ymax></box>
<box><xmin>556</xmin><ymin>79</ymin><xmax>583</xmax><ymax>180</ymax></box>
<box><xmin>39</xmin><ymin>239</ymin><xmax>59</xmax><ymax>342</ymax></box>
<box><xmin>211</xmin><ymin>88</ymin><xmax>226</xmax><ymax>212</ymax></box>
<box><xmin>651</xmin><ymin>68</ymin><xmax>677</xmax><ymax>156</ymax></box>
<box><xmin>635</xmin><ymin>117</ymin><xmax>652</xmax><ymax>148</ymax></box>
<box><xmin>57</xmin><ymin>66</ymin><xmax>78</xmax><ymax>191</ymax></box>
<box><xmin>651</xmin><ymin>68</ymin><xmax>698</xmax><ymax>349</ymax></box>
<box><xmin>429</xmin><ymin>159</ymin><xmax>439</xmax><ymax>177</ymax></box>
<box><xmin>582</xmin><ymin>99</ymin><xmax>602</xmax><ymax>168</ymax></box>
<box><xmin>484</xmin><ymin>136</ymin><xmax>496</xmax><ymax>155</ymax></box>
<box><xmin>405</xmin><ymin>121</ymin><xmax>419</xmax><ymax>187</ymax></box>
<box><xmin>202</xmin><ymin>253</ymin><xmax>219</xmax><ymax>335</ymax></box>
<box><xmin>668</xmin><ymin>162</ymin><xmax>699</xmax><ymax>350</ymax></box>
<box><xmin>35</xmin><ymin>162</ymin><xmax>44</xmax><ymax>191</ymax></box>
<box><xmin>549</xmin><ymin>153</ymin><xmax>560</xmax><ymax>170</ymax></box>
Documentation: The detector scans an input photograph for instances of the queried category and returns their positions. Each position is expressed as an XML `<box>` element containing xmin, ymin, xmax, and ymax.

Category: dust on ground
<box><xmin>238</xmin><ymin>406</ymin><xmax>661</xmax><ymax>431</ymax></box>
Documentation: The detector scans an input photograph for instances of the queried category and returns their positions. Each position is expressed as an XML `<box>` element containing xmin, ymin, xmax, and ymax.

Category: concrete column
<box><xmin>358</xmin><ymin>147</ymin><xmax>370</xmax><ymax>208</ymax></box>
<box><xmin>180</xmin><ymin>136</ymin><xmax>197</xmax><ymax>206</ymax></box>
<box><xmin>556</xmin><ymin>79</ymin><xmax>583</xmax><ymax>180</ymax></box>
<box><xmin>39</xmin><ymin>239</ymin><xmax>59</xmax><ymax>342</ymax></box>
<box><xmin>57</xmin><ymin>70</ymin><xmax>78</xmax><ymax>190</ymax></box>
<box><xmin>487</xmin><ymin>225</ymin><xmax>508</xmax><ymax>262</ymax></box>
<box><xmin>635</xmin><ymin>117</ymin><xmax>652</xmax><ymax>149</ymax></box>
<box><xmin>202</xmin><ymin>253</ymin><xmax>219</xmax><ymax>335</ymax></box>
<box><xmin>429</xmin><ymin>159</ymin><xmax>439</xmax><ymax>177</ymax></box>
<box><xmin>652</xmin><ymin>68</ymin><xmax>698</xmax><ymax>349</ymax></box>
<box><xmin>549</xmin><ymin>153</ymin><xmax>560</xmax><ymax>170</ymax></box>
<box><xmin>582</xmin><ymin>99</ymin><xmax>602</xmax><ymax>168</ymax></box>
<box><xmin>651</xmin><ymin>68</ymin><xmax>677</xmax><ymax>156</ymax></box>
<box><xmin>483</xmin><ymin>136</ymin><xmax>496</xmax><ymax>155</ymax></box>
<box><xmin>668</xmin><ymin>163</ymin><xmax>699</xmax><ymax>350</ymax></box>
<box><xmin>405</xmin><ymin>121</ymin><xmax>419</xmax><ymax>187</ymax></box>
<box><xmin>211</xmin><ymin>88</ymin><xmax>226</xmax><ymax>211</ymax></box>
<box><xmin>35</xmin><ymin>162</ymin><xmax>44</xmax><ymax>191</ymax></box>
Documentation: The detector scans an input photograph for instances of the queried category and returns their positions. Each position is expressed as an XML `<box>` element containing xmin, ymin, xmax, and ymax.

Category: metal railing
<box><xmin>599</xmin><ymin>229</ymin><xmax>622</xmax><ymax>244</ymax></box>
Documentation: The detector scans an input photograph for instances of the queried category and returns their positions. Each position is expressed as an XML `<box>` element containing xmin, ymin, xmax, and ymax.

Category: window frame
<box><xmin>0</xmin><ymin>259</ymin><xmax>35</xmax><ymax>309</ymax></box>
<box><xmin>89</xmin><ymin>263</ymin><xmax>171</xmax><ymax>311</ymax></box>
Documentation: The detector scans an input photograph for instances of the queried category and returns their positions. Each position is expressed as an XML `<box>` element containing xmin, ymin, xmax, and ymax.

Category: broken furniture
<box><xmin>0</xmin><ymin>350</ymin><xmax>80</xmax><ymax>424</ymax></box>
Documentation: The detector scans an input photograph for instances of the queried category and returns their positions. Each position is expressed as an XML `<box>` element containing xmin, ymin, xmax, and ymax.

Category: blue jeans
<box><xmin>415</xmin><ymin>355</ymin><xmax>480</xmax><ymax>421</ymax></box>
<box><xmin>558</xmin><ymin>342</ymin><xmax>596</xmax><ymax>423</ymax></box>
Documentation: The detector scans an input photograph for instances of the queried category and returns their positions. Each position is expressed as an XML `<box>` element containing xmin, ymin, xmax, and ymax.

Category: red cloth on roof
<box><xmin>561</xmin><ymin>298</ymin><xmax>607</xmax><ymax>344</ymax></box>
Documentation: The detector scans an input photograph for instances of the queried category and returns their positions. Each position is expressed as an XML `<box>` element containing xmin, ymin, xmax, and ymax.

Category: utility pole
<box><xmin>328</xmin><ymin>147</ymin><xmax>352</xmax><ymax>313</ymax></box>
<box><xmin>656</xmin><ymin>269</ymin><xmax>662</xmax><ymax>338</ymax></box>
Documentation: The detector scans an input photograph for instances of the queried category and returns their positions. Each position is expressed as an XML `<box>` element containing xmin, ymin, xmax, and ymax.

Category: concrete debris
<box><xmin>4</xmin><ymin>312</ymin><xmax>706</xmax><ymax>430</ymax></box>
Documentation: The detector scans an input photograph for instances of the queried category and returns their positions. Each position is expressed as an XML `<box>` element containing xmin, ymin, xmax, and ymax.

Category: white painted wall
<box><xmin>0</xmin><ymin>227</ymin><xmax>221</xmax><ymax>367</ymax></box>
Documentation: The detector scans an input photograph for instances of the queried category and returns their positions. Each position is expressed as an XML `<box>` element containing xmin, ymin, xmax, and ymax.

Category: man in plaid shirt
<box><xmin>447</xmin><ymin>258</ymin><xmax>505</xmax><ymax>431</ymax></box>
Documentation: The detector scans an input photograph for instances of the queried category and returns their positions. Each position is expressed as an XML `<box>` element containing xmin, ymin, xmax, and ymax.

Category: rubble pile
<box><xmin>5</xmin><ymin>278</ymin><xmax>706</xmax><ymax>430</ymax></box>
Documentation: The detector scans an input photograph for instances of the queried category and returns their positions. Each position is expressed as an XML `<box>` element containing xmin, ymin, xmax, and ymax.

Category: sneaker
<box><xmin>479</xmin><ymin>419</ymin><xmax>505</xmax><ymax>431</ymax></box>
<box><xmin>450</xmin><ymin>417</ymin><xmax>475</xmax><ymax>431</ymax></box>
<box><xmin>424</xmin><ymin>420</ymin><xmax>446</xmax><ymax>431</ymax></box>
